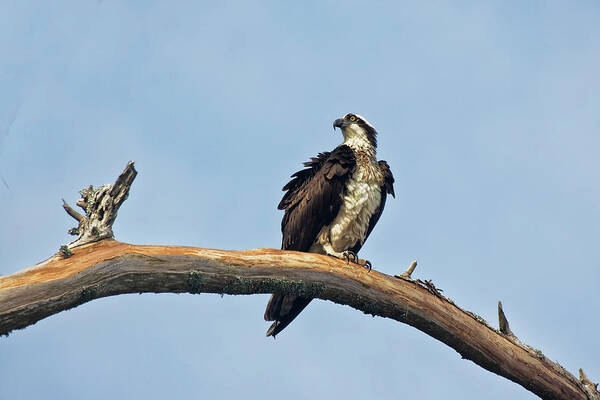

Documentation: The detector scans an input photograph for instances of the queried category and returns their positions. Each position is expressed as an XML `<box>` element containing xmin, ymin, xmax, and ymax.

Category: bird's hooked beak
<box><xmin>333</xmin><ymin>118</ymin><xmax>346</xmax><ymax>131</ymax></box>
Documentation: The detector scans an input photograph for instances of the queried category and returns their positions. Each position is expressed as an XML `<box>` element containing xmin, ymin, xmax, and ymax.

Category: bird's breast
<box><xmin>326</xmin><ymin>162</ymin><xmax>383</xmax><ymax>252</ymax></box>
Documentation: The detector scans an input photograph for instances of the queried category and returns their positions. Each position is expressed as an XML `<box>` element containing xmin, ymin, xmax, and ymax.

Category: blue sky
<box><xmin>1</xmin><ymin>2</ymin><xmax>599</xmax><ymax>399</ymax></box>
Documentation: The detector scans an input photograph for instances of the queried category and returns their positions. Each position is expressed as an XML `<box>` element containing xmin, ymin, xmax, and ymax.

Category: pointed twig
<box><xmin>403</xmin><ymin>260</ymin><xmax>417</xmax><ymax>278</ymax></box>
<box><xmin>395</xmin><ymin>260</ymin><xmax>417</xmax><ymax>280</ymax></box>
<box><xmin>580</xmin><ymin>368</ymin><xmax>599</xmax><ymax>392</ymax></box>
<box><xmin>62</xmin><ymin>199</ymin><xmax>84</xmax><ymax>223</ymax></box>
<box><xmin>498</xmin><ymin>301</ymin><xmax>514</xmax><ymax>336</ymax></box>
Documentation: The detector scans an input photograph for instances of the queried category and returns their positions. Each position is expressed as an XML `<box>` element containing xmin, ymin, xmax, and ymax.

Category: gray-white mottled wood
<box><xmin>63</xmin><ymin>161</ymin><xmax>137</xmax><ymax>249</ymax></box>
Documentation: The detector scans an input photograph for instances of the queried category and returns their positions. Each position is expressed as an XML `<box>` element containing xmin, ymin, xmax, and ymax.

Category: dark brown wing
<box><xmin>350</xmin><ymin>160</ymin><xmax>395</xmax><ymax>254</ymax></box>
<box><xmin>278</xmin><ymin>145</ymin><xmax>356</xmax><ymax>251</ymax></box>
<box><xmin>265</xmin><ymin>145</ymin><xmax>356</xmax><ymax>337</ymax></box>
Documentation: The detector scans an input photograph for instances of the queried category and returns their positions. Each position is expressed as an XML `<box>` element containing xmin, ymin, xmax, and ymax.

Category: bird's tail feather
<box><xmin>264</xmin><ymin>294</ymin><xmax>312</xmax><ymax>337</ymax></box>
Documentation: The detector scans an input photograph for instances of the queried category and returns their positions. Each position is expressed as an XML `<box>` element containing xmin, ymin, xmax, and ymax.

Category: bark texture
<box><xmin>0</xmin><ymin>240</ymin><xmax>597</xmax><ymax>400</ymax></box>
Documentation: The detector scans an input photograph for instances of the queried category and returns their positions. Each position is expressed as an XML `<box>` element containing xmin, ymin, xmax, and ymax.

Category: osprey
<box><xmin>264</xmin><ymin>113</ymin><xmax>395</xmax><ymax>337</ymax></box>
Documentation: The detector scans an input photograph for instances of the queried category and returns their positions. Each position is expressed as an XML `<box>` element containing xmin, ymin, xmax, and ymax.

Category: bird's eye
<box><xmin>349</xmin><ymin>115</ymin><xmax>356</xmax><ymax>122</ymax></box>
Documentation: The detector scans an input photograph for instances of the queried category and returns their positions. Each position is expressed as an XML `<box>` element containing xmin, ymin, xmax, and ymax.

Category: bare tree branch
<box><xmin>1</xmin><ymin>162</ymin><xmax>597</xmax><ymax>400</ymax></box>
<box><xmin>0</xmin><ymin>240</ymin><xmax>597</xmax><ymax>400</ymax></box>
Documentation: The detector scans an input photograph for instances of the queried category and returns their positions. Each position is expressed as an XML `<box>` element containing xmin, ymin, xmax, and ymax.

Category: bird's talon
<box><xmin>342</xmin><ymin>251</ymin><xmax>358</xmax><ymax>265</ymax></box>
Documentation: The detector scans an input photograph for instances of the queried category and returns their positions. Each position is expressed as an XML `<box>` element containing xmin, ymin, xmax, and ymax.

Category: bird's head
<box><xmin>333</xmin><ymin>113</ymin><xmax>377</xmax><ymax>150</ymax></box>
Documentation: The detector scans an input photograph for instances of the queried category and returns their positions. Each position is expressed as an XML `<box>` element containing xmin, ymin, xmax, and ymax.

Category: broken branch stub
<box><xmin>396</xmin><ymin>260</ymin><xmax>417</xmax><ymax>280</ymax></box>
<box><xmin>498</xmin><ymin>301</ymin><xmax>514</xmax><ymax>336</ymax></box>
<box><xmin>63</xmin><ymin>161</ymin><xmax>137</xmax><ymax>249</ymax></box>
<box><xmin>580</xmin><ymin>369</ymin><xmax>600</xmax><ymax>399</ymax></box>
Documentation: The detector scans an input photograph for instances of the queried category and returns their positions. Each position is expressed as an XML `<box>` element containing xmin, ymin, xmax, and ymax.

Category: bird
<box><xmin>264</xmin><ymin>113</ymin><xmax>395</xmax><ymax>337</ymax></box>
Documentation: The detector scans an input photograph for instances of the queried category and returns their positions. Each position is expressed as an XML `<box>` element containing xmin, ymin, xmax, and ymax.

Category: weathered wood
<box><xmin>0</xmin><ymin>239</ymin><xmax>597</xmax><ymax>400</ymax></box>
<box><xmin>62</xmin><ymin>161</ymin><xmax>137</xmax><ymax>248</ymax></box>
<box><xmin>2</xmin><ymin>161</ymin><xmax>597</xmax><ymax>400</ymax></box>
